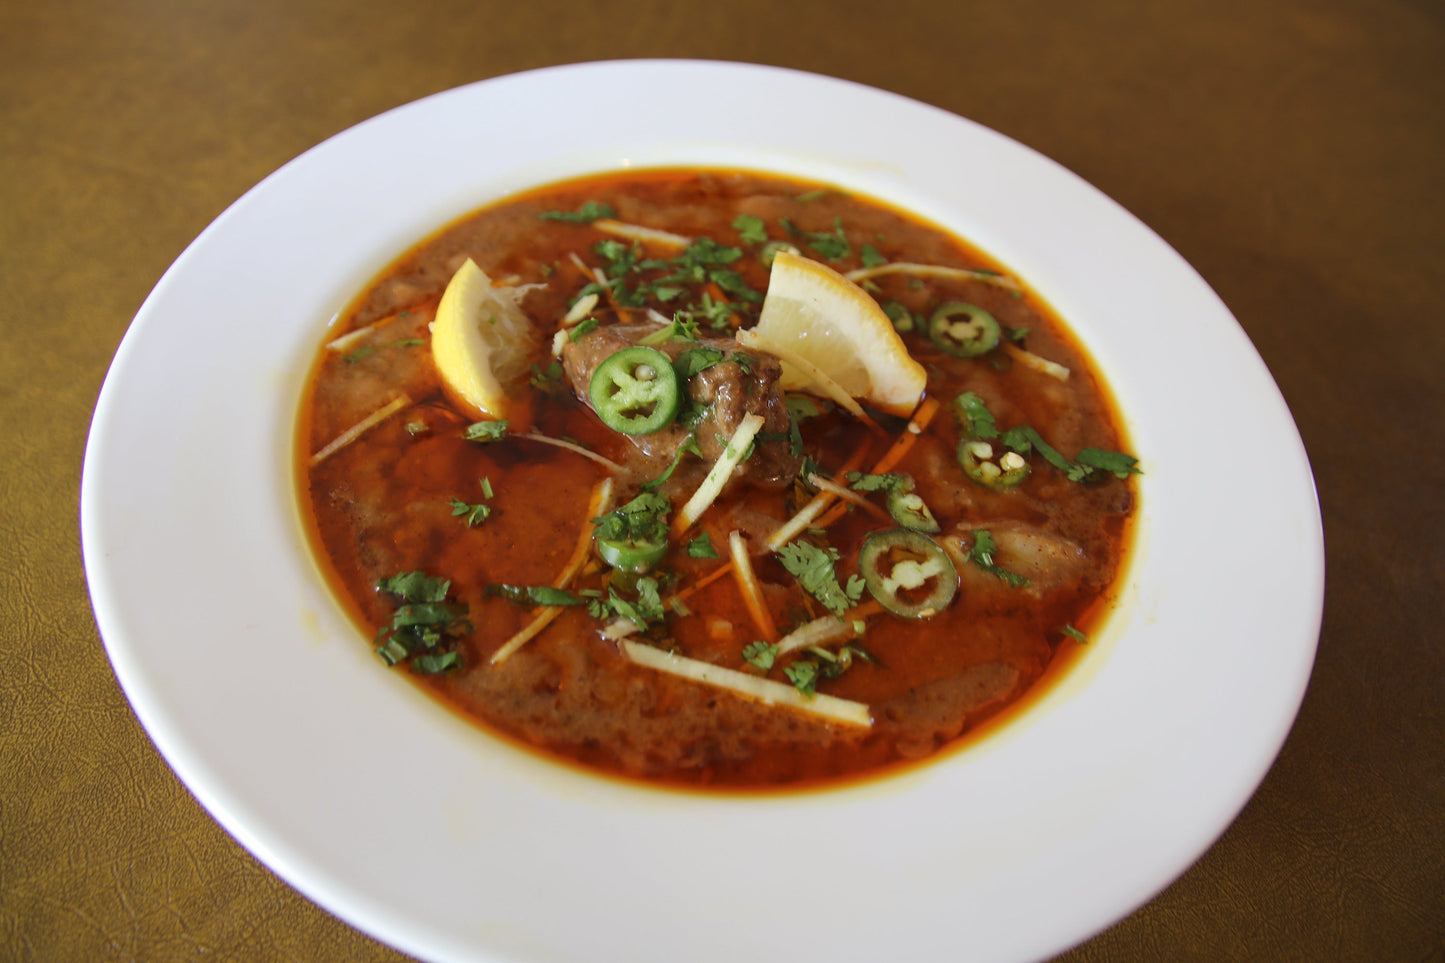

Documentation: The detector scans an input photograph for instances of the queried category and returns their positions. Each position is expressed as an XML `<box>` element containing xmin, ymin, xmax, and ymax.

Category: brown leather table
<box><xmin>5</xmin><ymin>0</ymin><xmax>1441</xmax><ymax>959</ymax></box>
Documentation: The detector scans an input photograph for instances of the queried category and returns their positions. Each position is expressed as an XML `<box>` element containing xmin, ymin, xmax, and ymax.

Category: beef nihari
<box><xmin>297</xmin><ymin>169</ymin><xmax>1139</xmax><ymax>790</ymax></box>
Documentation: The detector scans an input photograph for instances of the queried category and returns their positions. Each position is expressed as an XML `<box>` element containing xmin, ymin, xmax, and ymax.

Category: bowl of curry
<box><xmin>82</xmin><ymin>60</ymin><xmax>1323</xmax><ymax>963</ymax></box>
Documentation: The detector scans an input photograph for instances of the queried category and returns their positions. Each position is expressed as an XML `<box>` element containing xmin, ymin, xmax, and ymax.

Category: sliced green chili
<box><xmin>595</xmin><ymin>535</ymin><xmax>668</xmax><ymax>573</ymax></box>
<box><xmin>958</xmin><ymin>439</ymin><xmax>1031</xmax><ymax>489</ymax></box>
<box><xmin>858</xmin><ymin>529</ymin><xmax>958</xmax><ymax>619</ymax></box>
<box><xmin>929</xmin><ymin>302</ymin><xmax>1000</xmax><ymax>358</ymax></box>
<box><xmin>886</xmin><ymin>489</ymin><xmax>941</xmax><ymax>533</ymax></box>
<box><xmin>588</xmin><ymin>345</ymin><xmax>682</xmax><ymax>435</ymax></box>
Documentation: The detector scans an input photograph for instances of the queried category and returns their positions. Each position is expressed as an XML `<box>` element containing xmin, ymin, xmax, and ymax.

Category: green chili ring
<box><xmin>595</xmin><ymin>535</ymin><xmax>668</xmax><ymax>574</ymax></box>
<box><xmin>886</xmin><ymin>489</ymin><xmax>941</xmax><ymax>533</ymax></box>
<box><xmin>589</xmin><ymin>345</ymin><xmax>682</xmax><ymax>435</ymax></box>
<box><xmin>928</xmin><ymin>302</ymin><xmax>1000</xmax><ymax>358</ymax></box>
<box><xmin>958</xmin><ymin>439</ymin><xmax>1030</xmax><ymax>489</ymax></box>
<box><xmin>858</xmin><ymin>529</ymin><xmax>958</xmax><ymax>619</ymax></box>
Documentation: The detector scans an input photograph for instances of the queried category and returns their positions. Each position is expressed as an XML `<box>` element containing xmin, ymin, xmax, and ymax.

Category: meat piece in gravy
<box><xmin>560</xmin><ymin>322</ymin><xmax>801</xmax><ymax>489</ymax></box>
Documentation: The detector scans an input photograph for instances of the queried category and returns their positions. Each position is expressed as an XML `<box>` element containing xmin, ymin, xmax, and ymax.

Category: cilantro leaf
<box><xmin>587</xmin><ymin>576</ymin><xmax>666</xmax><ymax>628</ymax></box>
<box><xmin>968</xmin><ymin>530</ymin><xmax>1030</xmax><ymax>588</ymax></box>
<box><xmin>592</xmin><ymin>491</ymin><xmax>671</xmax><ymax>544</ymax></box>
<box><xmin>486</xmin><ymin>584</ymin><xmax>585</xmax><ymax>607</ymax></box>
<box><xmin>376</xmin><ymin>571</ymin><xmax>450</xmax><ymax>603</ymax></box>
<box><xmin>539</xmin><ymin>200</ymin><xmax>615</xmax><ymax>224</ymax></box>
<box><xmin>1075</xmin><ymin>448</ymin><xmax>1142</xmax><ymax>479</ymax></box>
<box><xmin>449</xmin><ymin>496</ymin><xmax>491</xmax><ymax>527</ymax></box>
<box><xmin>640</xmin><ymin>435</ymin><xmax>703</xmax><ymax>491</ymax></box>
<box><xmin>673</xmin><ymin>346</ymin><xmax>727</xmax><ymax>379</ymax></box>
<box><xmin>374</xmin><ymin>571</ymin><xmax>469</xmax><ymax>672</ymax></box>
<box><xmin>732</xmin><ymin>214</ymin><xmax>768</xmax><ymax>244</ymax></box>
<box><xmin>463</xmin><ymin>420</ymin><xmax>509</xmax><ymax>443</ymax></box>
<box><xmin>846</xmin><ymin>471</ymin><xmax>909</xmax><ymax>493</ymax></box>
<box><xmin>952</xmin><ymin>392</ymin><xmax>999</xmax><ymax>440</ymax></box>
<box><xmin>742</xmin><ymin>640</ymin><xmax>779</xmax><ymax>670</ymax></box>
<box><xmin>800</xmin><ymin>217</ymin><xmax>851</xmax><ymax>260</ymax></box>
<box><xmin>686</xmin><ymin>533</ymin><xmax>719</xmax><ymax>559</ymax></box>
<box><xmin>777</xmin><ymin>540</ymin><xmax>865</xmax><ymax>617</ymax></box>
<box><xmin>1004</xmin><ymin>425</ymin><xmax>1071</xmax><ymax>473</ymax></box>
<box><xmin>784</xmin><ymin>660</ymin><xmax>819</xmax><ymax>696</ymax></box>
<box><xmin>529</xmin><ymin>360</ymin><xmax>564</xmax><ymax>393</ymax></box>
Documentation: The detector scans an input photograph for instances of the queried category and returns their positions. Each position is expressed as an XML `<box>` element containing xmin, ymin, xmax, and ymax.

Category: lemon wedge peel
<box><xmin>735</xmin><ymin>328</ymin><xmax>880</xmax><ymax>432</ymax></box>
<box><xmin>430</xmin><ymin>258</ymin><xmax>539</xmax><ymax>422</ymax></box>
<box><xmin>751</xmin><ymin>250</ymin><xmax>926</xmax><ymax>418</ymax></box>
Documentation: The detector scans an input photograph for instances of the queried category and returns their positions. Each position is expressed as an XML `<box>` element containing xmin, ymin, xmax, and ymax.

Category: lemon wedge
<box><xmin>748</xmin><ymin>250</ymin><xmax>926</xmax><ymax>417</ymax></box>
<box><xmin>430</xmin><ymin>258</ymin><xmax>539</xmax><ymax>422</ymax></box>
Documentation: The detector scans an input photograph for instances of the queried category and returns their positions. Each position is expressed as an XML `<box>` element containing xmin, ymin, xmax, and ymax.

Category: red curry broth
<box><xmin>297</xmin><ymin>168</ymin><xmax>1136</xmax><ymax>789</ymax></box>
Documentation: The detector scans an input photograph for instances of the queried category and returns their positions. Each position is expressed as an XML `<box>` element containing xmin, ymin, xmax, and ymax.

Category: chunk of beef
<box><xmin>561</xmin><ymin>322</ymin><xmax>801</xmax><ymax>489</ymax></box>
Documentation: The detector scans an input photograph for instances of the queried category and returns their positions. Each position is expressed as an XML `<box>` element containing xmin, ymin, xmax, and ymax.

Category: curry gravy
<box><xmin>297</xmin><ymin>169</ymin><xmax>1136</xmax><ymax>790</ymax></box>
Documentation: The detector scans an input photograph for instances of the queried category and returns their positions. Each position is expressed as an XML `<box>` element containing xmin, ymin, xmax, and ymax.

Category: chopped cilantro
<box><xmin>846</xmin><ymin>471</ymin><xmax>909</xmax><ymax>493</ymax></box>
<box><xmin>732</xmin><ymin>214</ymin><xmax>768</xmax><ymax>244</ymax></box>
<box><xmin>409</xmin><ymin>651</ymin><xmax>461</xmax><ymax>674</ymax></box>
<box><xmin>968</xmin><ymin>530</ymin><xmax>1030</xmax><ymax>588</ymax></box>
<box><xmin>539</xmin><ymin>200</ymin><xmax>615</xmax><ymax>224</ymax></box>
<box><xmin>574</xmin><ymin>232</ymin><xmax>762</xmax><ymax>322</ymax></box>
<box><xmin>640</xmin><ymin>435</ymin><xmax>702</xmax><ymax>491</ymax></box>
<box><xmin>953</xmin><ymin>392</ymin><xmax>999</xmax><ymax>440</ymax></box>
<box><xmin>639</xmin><ymin>315</ymin><xmax>701</xmax><ymax>345</ymax></box>
<box><xmin>449</xmin><ymin>496</ymin><xmax>491</xmax><ymax>527</ymax></box>
<box><xmin>672</xmin><ymin>346</ymin><xmax>727</xmax><ymax>379</ymax></box>
<box><xmin>463</xmin><ymin>420</ymin><xmax>509</xmax><ymax>443</ymax></box>
<box><xmin>676</xmin><ymin>292</ymin><xmax>735</xmax><ymax>329</ymax></box>
<box><xmin>1061</xmin><ymin>624</ymin><xmax>1089</xmax><ymax>644</ymax></box>
<box><xmin>860</xmin><ymin>243</ymin><xmax>887</xmax><ymax>268</ymax></box>
<box><xmin>785</xmin><ymin>395</ymin><xmax>824</xmax><ymax>421</ymax></box>
<box><xmin>529</xmin><ymin>360</ymin><xmax>564</xmax><ymax>393</ymax></box>
<box><xmin>1002</xmin><ymin>425</ymin><xmax>1141</xmax><ymax>483</ymax></box>
<box><xmin>800</xmin><ymin>217</ymin><xmax>851</xmax><ymax>260</ymax></box>
<box><xmin>377</xmin><ymin>571</ymin><xmax>450</xmax><ymax>602</ymax></box>
<box><xmin>486</xmin><ymin>584</ymin><xmax>585</xmax><ymax>607</ymax></box>
<box><xmin>588</xmin><ymin>576</ymin><xmax>666</xmax><ymax>629</ymax></box>
<box><xmin>1075</xmin><ymin>447</ymin><xmax>1142</xmax><ymax>479</ymax></box>
<box><xmin>777</xmin><ymin>539</ymin><xmax>865</xmax><ymax>617</ymax></box>
<box><xmin>686</xmin><ymin>533</ymin><xmax>719</xmax><ymax>559</ymax></box>
<box><xmin>784</xmin><ymin>660</ymin><xmax>818</xmax><ymax>695</ymax></box>
<box><xmin>742</xmin><ymin>640</ymin><xmax>779</xmax><ymax>670</ymax></box>
<box><xmin>373</xmin><ymin>571</ymin><xmax>469</xmax><ymax>673</ymax></box>
<box><xmin>569</xmin><ymin>318</ymin><xmax>600</xmax><ymax>342</ymax></box>
<box><xmin>593</xmin><ymin>491</ymin><xmax>671</xmax><ymax>545</ymax></box>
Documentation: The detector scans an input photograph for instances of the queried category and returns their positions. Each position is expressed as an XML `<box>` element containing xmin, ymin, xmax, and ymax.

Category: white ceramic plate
<box><xmin>82</xmin><ymin>61</ymin><xmax>1323</xmax><ymax>963</ymax></box>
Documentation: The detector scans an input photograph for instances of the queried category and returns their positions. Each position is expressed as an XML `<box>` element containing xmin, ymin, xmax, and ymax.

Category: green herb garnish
<box><xmin>686</xmin><ymin>533</ymin><xmax>719</xmax><ymax>559</ymax></box>
<box><xmin>539</xmin><ymin>200</ymin><xmax>615</xmax><ymax>224</ymax></box>
<box><xmin>777</xmin><ymin>540</ymin><xmax>865</xmax><ymax>617</ymax></box>
<box><xmin>742</xmin><ymin>640</ymin><xmax>779</xmax><ymax>670</ymax></box>
<box><xmin>486</xmin><ymin>584</ymin><xmax>585</xmax><ymax>607</ymax></box>
<box><xmin>968</xmin><ymin>530</ymin><xmax>1030</xmax><ymax>588</ymax></box>
<box><xmin>463</xmin><ymin>420</ymin><xmax>509</xmax><ymax>443</ymax></box>
<box><xmin>732</xmin><ymin>214</ymin><xmax>768</xmax><ymax>244</ymax></box>
<box><xmin>373</xmin><ymin>571</ymin><xmax>469</xmax><ymax>673</ymax></box>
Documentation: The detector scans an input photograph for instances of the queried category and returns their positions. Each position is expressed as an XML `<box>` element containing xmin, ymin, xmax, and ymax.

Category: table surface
<box><xmin>4</xmin><ymin>0</ymin><xmax>1442</xmax><ymax>960</ymax></box>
